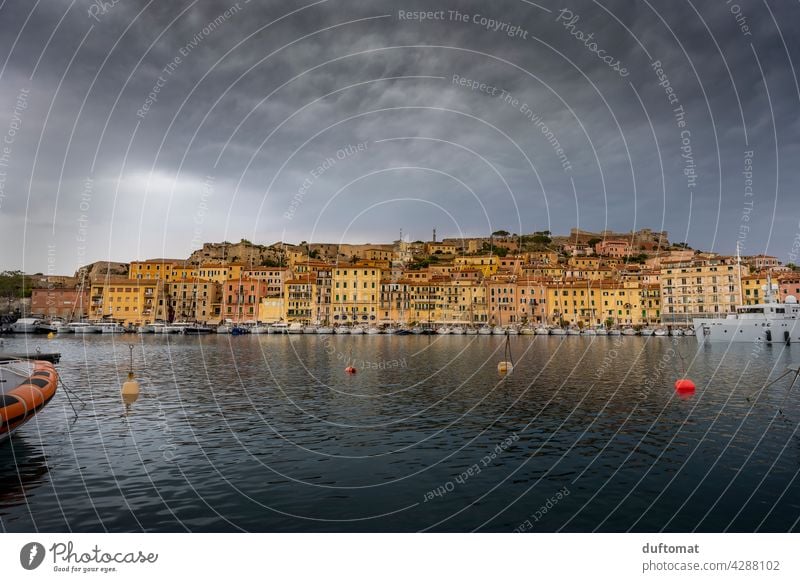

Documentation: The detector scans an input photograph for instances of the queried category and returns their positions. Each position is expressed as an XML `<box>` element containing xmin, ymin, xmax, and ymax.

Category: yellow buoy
<box><xmin>47</xmin><ymin>332</ymin><xmax>55</xmax><ymax>339</ymax></box>
<box><xmin>121</xmin><ymin>344</ymin><xmax>140</xmax><ymax>396</ymax></box>
<box><xmin>121</xmin><ymin>371</ymin><xmax>140</xmax><ymax>396</ymax></box>
<box><xmin>497</xmin><ymin>361</ymin><xmax>513</xmax><ymax>374</ymax></box>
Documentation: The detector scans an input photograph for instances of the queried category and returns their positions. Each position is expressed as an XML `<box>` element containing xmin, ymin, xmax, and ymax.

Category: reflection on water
<box><xmin>1</xmin><ymin>333</ymin><xmax>799</xmax><ymax>532</ymax></box>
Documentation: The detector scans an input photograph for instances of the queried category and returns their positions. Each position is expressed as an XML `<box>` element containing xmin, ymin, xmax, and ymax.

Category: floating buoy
<box><xmin>121</xmin><ymin>344</ymin><xmax>140</xmax><ymax>396</ymax></box>
<box><xmin>497</xmin><ymin>361</ymin><xmax>513</xmax><ymax>374</ymax></box>
<box><xmin>47</xmin><ymin>332</ymin><xmax>54</xmax><ymax>339</ymax></box>
<box><xmin>345</xmin><ymin>366</ymin><xmax>357</xmax><ymax>375</ymax></box>
<box><xmin>674</xmin><ymin>378</ymin><xmax>696</xmax><ymax>392</ymax></box>
<box><xmin>121</xmin><ymin>371</ymin><xmax>140</xmax><ymax>395</ymax></box>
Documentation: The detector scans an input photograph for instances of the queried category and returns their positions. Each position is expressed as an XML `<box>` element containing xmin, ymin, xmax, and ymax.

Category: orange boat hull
<box><xmin>1</xmin><ymin>361</ymin><xmax>58</xmax><ymax>441</ymax></box>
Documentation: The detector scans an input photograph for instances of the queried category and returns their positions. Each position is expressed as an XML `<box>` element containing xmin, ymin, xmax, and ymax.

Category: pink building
<box><xmin>778</xmin><ymin>274</ymin><xmax>800</xmax><ymax>301</ymax></box>
<box><xmin>595</xmin><ymin>239</ymin><xmax>632</xmax><ymax>258</ymax></box>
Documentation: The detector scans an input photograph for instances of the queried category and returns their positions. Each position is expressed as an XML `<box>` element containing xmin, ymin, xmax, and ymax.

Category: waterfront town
<box><xmin>3</xmin><ymin>227</ymin><xmax>799</xmax><ymax>331</ymax></box>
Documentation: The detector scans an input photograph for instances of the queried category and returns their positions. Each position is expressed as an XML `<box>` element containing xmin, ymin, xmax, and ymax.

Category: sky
<box><xmin>0</xmin><ymin>0</ymin><xmax>799</xmax><ymax>274</ymax></box>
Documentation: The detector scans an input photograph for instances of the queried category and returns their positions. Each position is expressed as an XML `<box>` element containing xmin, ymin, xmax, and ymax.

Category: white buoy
<box><xmin>121</xmin><ymin>344</ymin><xmax>140</xmax><ymax>396</ymax></box>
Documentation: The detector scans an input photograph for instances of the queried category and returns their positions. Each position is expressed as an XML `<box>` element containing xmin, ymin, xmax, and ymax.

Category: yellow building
<box><xmin>640</xmin><ymin>282</ymin><xmax>661</xmax><ymax>324</ymax></box>
<box><xmin>742</xmin><ymin>272</ymin><xmax>769</xmax><ymax>305</ymax></box>
<box><xmin>166</xmin><ymin>279</ymin><xmax>221</xmax><ymax>323</ymax></box>
<box><xmin>197</xmin><ymin>263</ymin><xmax>244</xmax><ymax>283</ymax></box>
<box><xmin>660</xmin><ymin>257</ymin><xmax>747</xmax><ymax>324</ymax></box>
<box><xmin>547</xmin><ymin>279</ymin><xmax>644</xmax><ymax>327</ymax></box>
<box><xmin>258</xmin><ymin>297</ymin><xmax>285</xmax><ymax>323</ymax></box>
<box><xmin>454</xmin><ymin>255</ymin><xmax>498</xmax><ymax>277</ymax></box>
<box><xmin>130</xmin><ymin>258</ymin><xmax>186</xmax><ymax>281</ymax></box>
<box><xmin>89</xmin><ymin>278</ymin><xmax>161</xmax><ymax>325</ymax></box>
<box><xmin>332</xmin><ymin>264</ymin><xmax>382</xmax><ymax>324</ymax></box>
<box><xmin>284</xmin><ymin>275</ymin><xmax>317</xmax><ymax>323</ymax></box>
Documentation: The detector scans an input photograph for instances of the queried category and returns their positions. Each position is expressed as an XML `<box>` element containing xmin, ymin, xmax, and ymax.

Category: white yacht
<box><xmin>365</xmin><ymin>326</ymin><xmax>381</xmax><ymax>335</ymax></box>
<box><xmin>477</xmin><ymin>325</ymin><xmax>492</xmax><ymax>335</ymax></box>
<box><xmin>451</xmin><ymin>326</ymin><xmax>466</xmax><ymax>335</ymax></box>
<box><xmin>349</xmin><ymin>325</ymin><xmax>365</xmax><ymax>335</ymax></box>
<box><xmin>335</xmin><ymin>325</ymin><xmax>351</xmax><ymax>334</ymax></box>
<box><xmin>302</xmin><ymin>325</ymin><xmax>319</xmax><ymax>334</ymax></box>
<box><xmin>10</xmin><ymin>318</ymin><xmax>42</xmax><ymax>333</ymax></box>
<box><xmin>694</xmin><ymin>290</ymin><xmax>800</xmax><ymax>343</ymax></box>
<box><xmin>550</xmin><ymin>327</ymin><xmax>567</xmax><ymax>336</ymax></box>
<box><xmin>317</xmin><ymin>326</ymin><xmax>334</xmax><ymax>334</ymax></box>
<box><xmin>534</xmin><ymin>326</ymin><xmax>550</xmax><ymax>335</ymax></box>
<box><xmin>98</xmin><ymin>322</ymin><xmax>126</xmax><ymax>333</ymax></box>
<box><xmin>67</xmin><ymin>321</ymin><xmax>100</xmax><ymax>334</ymax></box>
<box><xmin>249</xmin><ymin>323</ymin><xmax>269</xmax><ymax>334</ymax></box>
<box><xmin>287</xmin><ymin>323</ymin><xmax>304</xmax><ymax>334</ymax></box>
<box><xmin>268</xmin><ymin>322</ymin><xmax>289</xmax><ymax>334</ymax></box>
<box><xmin>436</xmin><ymin>326</ymin><xmax>452</xmax><ymax>335</ymax></box>
<box><xmin>654</xmin><ymin>327</ymin><xmax>669</xmax><ymax>336</ymax></box>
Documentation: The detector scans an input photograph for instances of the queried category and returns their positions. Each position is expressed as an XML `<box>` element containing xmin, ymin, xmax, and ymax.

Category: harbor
<box><xmin>1</xmin><ymin>333</ymin><xmax>799</xmax><ymax>532</ymax></box>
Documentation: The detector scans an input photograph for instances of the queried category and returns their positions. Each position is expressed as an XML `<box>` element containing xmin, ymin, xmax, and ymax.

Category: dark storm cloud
<box><xmin>1</xmin><ymin>0</ymin><xmax>799</xmax><ymax>272</ymax></box>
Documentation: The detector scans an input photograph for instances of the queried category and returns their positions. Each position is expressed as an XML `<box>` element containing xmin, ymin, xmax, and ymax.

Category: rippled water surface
<box><xmin>1</xmin><ymin>333</ymin><xmax>799</xmax><ymax>532</ymax></box>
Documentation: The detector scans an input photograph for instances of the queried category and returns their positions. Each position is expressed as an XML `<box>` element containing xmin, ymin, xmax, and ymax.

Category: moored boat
<box><xmin>477</xmin><ymin>325</ymin><xmax>492</xmax><ymax>335</ymax></box>
<box><xmin>98</xmin><ymin>322</ymin><xmax>126</xmax><ymax>333</ymax></box>
<box><xmin>67</xmin><ymin>322</ymin><xmax>100</xmax><ymax>334</ymax></box>
<box><xmin>534</xmin><ymin>326</ymin><xmax>550</xmax><ymax>335</ymax></box>
<box><xmin>268</xmin><ymin>322</ymin><xmax>289</xmax><ymax>334</ymax></box>
<box><xmin>10</xmin><ymin>318</ymin><xmax>42</xmax><ymax>334</ymax></box>
<box><xmin>287</xmin><ymin>323</ymin><xmax>304</xmax><ymax>334</ymax></box>
<box><xmin>316</xmin><ymin>326</ymin><xmax>334</xmax><ymax>334</ymax></box>
<box><xmin>550</xmin><ymin>327</ymin><xmax>566</xmax><ymax>336</ymax></box>
<box><xmin>0</xmin><ymin>359</ymin><xmax>58</xmax><ymax>442</ymax></box>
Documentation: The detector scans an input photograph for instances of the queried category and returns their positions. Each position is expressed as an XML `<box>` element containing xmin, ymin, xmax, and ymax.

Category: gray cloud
<box><xmin>1</xmin><ymin>0</ymin><xmax>799</xmax><ymax>272</ymax></box>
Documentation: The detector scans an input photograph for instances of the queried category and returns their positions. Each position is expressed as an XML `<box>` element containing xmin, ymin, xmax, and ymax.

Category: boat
<box><xmin>317</xmin><ymin>326</ymin><xmax>334</xmax><ymax>334</ymax></box>
<box><xmin>268</xmin><ymin>322</ymin><xmax>289</xmax><ymax>334</ymax></box>
<box><xmin>335</xmin><ymin>325</ymin><xmax>351</xmax><ymax>334</ymax></box>
<box><xmin>595</xmin><ymin>327</ymin><xmax>608</xmax><ymax>336</ymax></box>
<box><xmin>230</xmin><ymin>325</ymin><xmax>249</xmax><ymax>336</ymax></box>
<box><xmin>506</xmin><ymin>326</ymin><xmax>519</xmax><ymax>335</ymax></box>
<box><xmin>520</xmin><ymin>325</ymin><xmax>535</xmax><ymax>335</ymax></box>
<box><xmin>411</xmin><ymin>326</ymin><xmax>424</xmax><ymax>335</ymax></box>
<box><xmin>621</xmin><ymin>327</ymin><xmax>638</xmax><ymax>336</ymax></box>
<box><xmin>249</xmin><ymin>323</ymin><xmax>269</xmax><ymax>334</ymax></box>
<box><xmin>582</xmin><ymin>328</ymin><xmax>597</xmax><ymax>336</ymax></box>
<box><xmin>683</xmin><ymin>327</ymin><xmax>696</xmax><ymax>336</ymax></box>
<box><xmin>349</xmin><ymin>325</ymin><xmax>365</xmax><ymax>335</ymax></box>
<box><xmin>534</xmin><ymin>326</ymin><xmax>550</xmax><ymax>335</ymax></box>
<box><xmin>216</xmin><ymin>323</ymin><xmax>231</xmax><ymax>334</ymax></box>
<box><xmin>150</xmin><ymin>322</ymin><xmax>169</xmax><ymax>334</ymax></box>
<box><xmin>365</xmin><ymin>326</ymin><xmax>382</xmax><ymax>335</ymax></box>
<box><xmin>491</xmin><ymin>326</ymin><xmax>506</xmax><ymax>335</ymax></box>
<box><xmin>436</xmin><ymin>326</ymin><xmax>452</xmax><ymax>335</ymax></box>
<box><xmin>36</xmin><ymin>319</ymin><xmax>67</xmax><ymax>334</ymax></box>
<box><xmin>640</xmin><ymin>327</ymin><xmax>655</xmax><ymax>336</ymax></box>
<box><xmin>165</xmin><ymin>322</ymin><xmax>188</xmax><ymax>334</ymax></box>
<box><xmin>687</xmin><ymin>297</ymin><xmax>800</xmax><ymax>343</ymax></box>
<box><xmin>464</xmin><ymin>326</ymin><xmax>478</xmax><ymax>335</ymax></box>
<box><xmin>671</xmin><ymin>328</ymin><xmax>684</xmax><ymax>337</ymax></box>
<box><xmin>477</xmin><ymin>325</ymin><xmax>492</xmax><ymax>335</ymax></box>
<box><xmin>654</xmin><ymin>327</ymin><xmax>668</xmax><ymax>336</ymax></box>
<box><xmin>10</xmin><ymin>318</ymin><xmax>42</xmax><ymax>334</ymax></box>
<box><xmin>550</xmin><ymin>327</ymin><xmax>566</xmax><ymax>335</ymax></box>
<box><xmin>0</xmin><ymin>359</ymin><xmax>58</xmax><ymax>442</ymax></box>
<box><xmin>302</xmin><ymin>325</ymin><xmax>319</xmax><ymax>334</ymax></box>
<box><xmin>395</xmin><ymin>327</ymin><xmax>412</xmax><ymax>335</ymax></box>
<box><xmin>287</xmin><ymin>323</ymin><xmax>304</xmax><ymax>334</ymax></box>
<box><xmin>183</xmin><ymin>323</ymin><xmax>213</xmax><ymax>334</ymax></box>
<box><xmin>607</xmin><ymin>328</ymin><xmax>621</xmax><ymax>336</ymax></box>
<box><xmin>451</xmin><ymin>326</ymin><xmax>465</xmax><ymax>335</ymax></box>
<box><xmin>566</xmin><ymin>327</ymin><xmax>581</xmax><ymax>335</ymax></box>
<box><xmin>66</xmin><ymin>321</ymin><xmax>100</xmax><ymax>334</ymax></box>
<box><xmin>98</xmin><ymin>322</ymin><xmax>126</xmax><ymax>333</ymax></box>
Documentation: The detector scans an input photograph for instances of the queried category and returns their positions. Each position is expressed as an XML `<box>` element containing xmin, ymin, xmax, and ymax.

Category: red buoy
<box><xmin>674</xmin><ymin>378</ymin><xmax>696</xmax><ymax>392</ymax></box>
<box><xmin>345</xmin><ymin>366</ymin><xmax>357</xmax><ymax>375</ymax></box>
